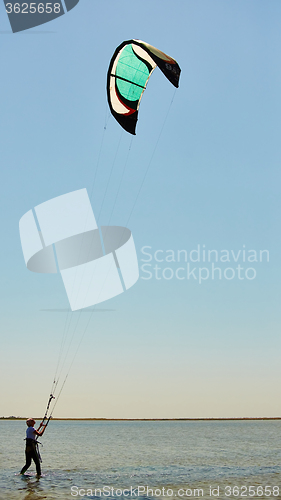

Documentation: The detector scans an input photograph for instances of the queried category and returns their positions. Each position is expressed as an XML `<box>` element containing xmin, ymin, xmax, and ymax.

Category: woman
<box><xmin>20</xmin><ymin>418</ymin><xmax>46</xmax><ymax>476</ymax></box>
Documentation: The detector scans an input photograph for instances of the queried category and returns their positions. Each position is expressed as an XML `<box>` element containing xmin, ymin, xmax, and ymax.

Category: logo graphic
<box><xmin>19</xmin><ymin>189</ymin><xmax>139</xmax><ymax>310</ymax></box>
<box><xmin>3</xmin><ymin>0</ymin><xmax>80</xmax><ymax>33</ymax></box>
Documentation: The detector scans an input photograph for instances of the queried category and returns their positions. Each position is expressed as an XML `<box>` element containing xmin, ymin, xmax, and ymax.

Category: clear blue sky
<box><xmin>0</xmin><ymin>0</ymin><xmax>281</xmax><ymax>418</ymax></box>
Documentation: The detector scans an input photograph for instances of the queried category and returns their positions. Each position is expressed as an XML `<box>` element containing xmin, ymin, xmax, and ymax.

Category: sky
<box><xmin>0</xmin><ymin>0</ymin><xmax>281</xmax><ymax>419</ymax></box>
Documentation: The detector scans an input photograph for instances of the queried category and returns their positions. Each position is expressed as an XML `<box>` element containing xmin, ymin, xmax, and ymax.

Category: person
<box><xmin>20</xmin><ymin>418</ymin><xmax>47</xmax><ymax>476</ymax></box>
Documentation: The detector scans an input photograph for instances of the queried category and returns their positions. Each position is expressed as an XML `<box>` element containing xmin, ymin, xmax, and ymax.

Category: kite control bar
<box><xmin>40</xmin><ymin>394</ymin><xmax>55</xmax><ymax>431</ymax></box>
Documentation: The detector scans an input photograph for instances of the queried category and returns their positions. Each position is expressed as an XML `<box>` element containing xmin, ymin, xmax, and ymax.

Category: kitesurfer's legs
<box><xmin>20</xmin><ymin>443</ymin><xmax>41</xmax><ymax>476</ymax></box>
<box><xmin>20</xmin><ymin>448</ymin><xmax>32</xmax><ymax>474</ymax></box>
<box><xmin>32</xmin><ymin>447</ymin><xmax>41</xmax><ymax>476</ymax></box>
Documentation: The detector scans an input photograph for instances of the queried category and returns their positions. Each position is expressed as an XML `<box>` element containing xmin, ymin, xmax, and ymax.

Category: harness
<box><xmin>24</xmin><ymin>438</ymin><xmax>43</xmax><ymax>462</ymax></box>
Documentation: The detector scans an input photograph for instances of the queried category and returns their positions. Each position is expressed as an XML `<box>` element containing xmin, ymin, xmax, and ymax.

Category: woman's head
<box><xmin>26</xmin><ymin>418</ymin><xmax>35</xmax><ymax>427</ymax></box>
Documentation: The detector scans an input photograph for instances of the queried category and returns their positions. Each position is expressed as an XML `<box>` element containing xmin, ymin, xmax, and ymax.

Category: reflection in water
<box><xmin>20</xmin><ymin>475</ymin><xmax>46</xmax><ymax>500</ymax></box>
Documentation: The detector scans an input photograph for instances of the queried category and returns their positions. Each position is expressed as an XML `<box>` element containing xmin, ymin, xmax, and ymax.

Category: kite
<box><xmin>107</xmin><ymin>39</ymin><xmax>181</xmax><ymax>135</ymax></box>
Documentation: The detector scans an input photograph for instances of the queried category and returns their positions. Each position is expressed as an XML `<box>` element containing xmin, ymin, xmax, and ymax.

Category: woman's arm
<box><xmin>35</xmin><ymin>424</ymin><xmax>47</xmax><ymax>436</ymax></box>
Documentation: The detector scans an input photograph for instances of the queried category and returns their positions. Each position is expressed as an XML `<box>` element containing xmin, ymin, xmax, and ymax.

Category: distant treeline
<box><xmin>1</xmin><ymin>417</ymin><xmax>281</xmax><ymax>421</ymax></box>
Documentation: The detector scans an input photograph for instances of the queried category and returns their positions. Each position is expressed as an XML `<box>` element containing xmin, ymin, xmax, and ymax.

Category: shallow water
<box><xmin>1</xmin><ymin>420</ymin><xmax>281</xmax><ymax>500</ymax></box>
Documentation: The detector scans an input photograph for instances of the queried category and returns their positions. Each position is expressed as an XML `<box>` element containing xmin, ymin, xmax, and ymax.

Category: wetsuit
<box><xmin>20</xmin><ymin>427</ymin><xmax>41</xmax><ymax>476</ymax></box>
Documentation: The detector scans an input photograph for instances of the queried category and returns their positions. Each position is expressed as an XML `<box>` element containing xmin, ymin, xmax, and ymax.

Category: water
<box><xmin>1</xmin><ymin>420</ymin><xmax>281</xmax><ymax>500</ymax></box>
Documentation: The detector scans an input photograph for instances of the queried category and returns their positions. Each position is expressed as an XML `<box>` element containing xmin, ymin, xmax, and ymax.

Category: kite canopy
<box><xmin>107</xmin><ymin>39</ymin><xmax>181</xmax><ymax>135</ymax></box>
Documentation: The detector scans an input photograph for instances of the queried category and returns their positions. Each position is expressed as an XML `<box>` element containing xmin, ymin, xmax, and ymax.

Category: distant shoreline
<box><xmin>1</xmin><ymin>417</ymin><xmax>281</xmax><ymax>421</ymax></box>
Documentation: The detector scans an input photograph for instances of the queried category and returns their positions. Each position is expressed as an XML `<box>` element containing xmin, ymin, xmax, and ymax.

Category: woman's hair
<box><xmin>26</xmin><ymin>418</ymin><xmax>35</xmax><ymax>426</ymax></box>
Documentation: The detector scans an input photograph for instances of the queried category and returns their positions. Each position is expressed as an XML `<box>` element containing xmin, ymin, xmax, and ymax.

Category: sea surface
<box><xmin>1</xmin><ymin>420</ymin><xmax>281</xmax><ymax>500</ymax></box>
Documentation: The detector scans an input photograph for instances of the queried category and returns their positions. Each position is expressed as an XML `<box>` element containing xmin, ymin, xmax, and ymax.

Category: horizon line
<box><xmin>1</xmin><ymin>417</ymin><xmax>281</xmax><ymax>421</ymax></box>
